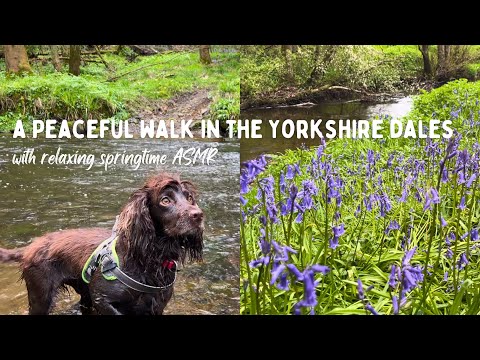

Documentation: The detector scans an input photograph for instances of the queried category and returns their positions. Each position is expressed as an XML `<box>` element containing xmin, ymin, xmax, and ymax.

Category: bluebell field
<box><xmin>240</xmin><ymin>80</ymin><xmax>480</xmax><ymax>315</ymax></box>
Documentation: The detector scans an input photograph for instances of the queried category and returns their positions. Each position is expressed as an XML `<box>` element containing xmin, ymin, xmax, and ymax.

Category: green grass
<box><xmin>0</xmin><ymin>51</ymin><xmax>239</xmax><ymax>132</ymax></box>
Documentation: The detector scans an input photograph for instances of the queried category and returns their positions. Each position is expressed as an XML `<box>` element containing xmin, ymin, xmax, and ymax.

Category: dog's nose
<box><xmin>190</xmin><ymin>209</ymin><xmax>204</xmax><ymax>222</ymax></box>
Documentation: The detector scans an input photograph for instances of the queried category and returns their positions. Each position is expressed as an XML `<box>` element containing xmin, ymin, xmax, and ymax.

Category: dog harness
<box><xmin>81</xmin><ymin>217</ymin><xmax>178</xmax><ymax>293</ymax></box>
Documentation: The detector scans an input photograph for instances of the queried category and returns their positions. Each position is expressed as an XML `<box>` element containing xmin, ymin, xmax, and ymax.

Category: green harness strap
<box><xmin>81</xmin><ymin>236</ymin><xmax>120</xmax><ymax>283</ymax></box>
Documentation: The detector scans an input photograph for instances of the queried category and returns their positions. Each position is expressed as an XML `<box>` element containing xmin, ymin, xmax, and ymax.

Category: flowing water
<box><xmin>240</xmin><ymin>97</ymin><xmax>413</xmax><ymax>162</ymax></box>
<box><xmin>0</xmin><ymin>136</ymin><xmax>239</xmax><ymax>315</ymax></box>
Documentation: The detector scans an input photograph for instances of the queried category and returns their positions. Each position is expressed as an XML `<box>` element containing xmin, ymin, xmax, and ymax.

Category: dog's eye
<box><xmin>160</xmin><ymin>197</ymin><xmax>171</xmax><ymax>206</ymax></box>
<box><xmin>187</xmin><ymin>195</ymin><xmax>194</xmax><ymax>204</ymax></box>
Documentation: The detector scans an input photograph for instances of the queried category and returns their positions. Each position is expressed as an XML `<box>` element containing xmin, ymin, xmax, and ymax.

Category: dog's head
<box><xmin>118</xmin><ymin>173</ymin><xmax>204</xmax><ymax>265</ymax></box>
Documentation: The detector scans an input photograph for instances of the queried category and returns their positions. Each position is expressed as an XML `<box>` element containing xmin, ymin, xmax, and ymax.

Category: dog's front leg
<box><xmin>92</xmin><ymin>296</ymin><xmax>124</xmax><ymax>315</ymax></box>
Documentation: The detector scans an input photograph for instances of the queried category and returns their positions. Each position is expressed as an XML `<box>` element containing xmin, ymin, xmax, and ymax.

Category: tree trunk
<box><xmin>199</xmin><ymin>45</ymin><xmax>212</xmax><ymax>64</ymax></box>
<box><xmin>307</xmin><ymin>45</ymin><xmax>322</xmax><ymax>86</ymax></box>
<box><xmin>419</xmin><ymin>45</ymin><xmax>432</xmax><ymax>78</ymax></box>
<box><xmin>4</xmin><ymin>45</ymin><xmax>32</xmax><ymax>74</ymax></box>
<box><xmin>437</xmin><ymin>45</ymin><xmax>445</xmax><ymax>76</ymax></box>
<box><xmin>49</xmin><ymin>45</ymin><xmax>62</xmax><ymax>71</ymax></box>
<box><xmin>69</xmin><ymin>45</ymin><xmax>81</xmax><ymax>76</ymax></box>
<box><xmin>282</xmin><ymin>45</ymin><xmax>295</xmax><ymax>84</ymax></box>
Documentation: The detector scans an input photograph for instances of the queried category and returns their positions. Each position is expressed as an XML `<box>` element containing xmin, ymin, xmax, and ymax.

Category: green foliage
<box><xmin>241</xmin><ymin>45</ymin><xmax>424</xmax><ymax>101</ymax></box>
<box><xmin>410</xmin><ymin>79</ymin><xmax>480</xmax><ymax>121</ymax></box>
<box><xmin>0</xmin><ymin>51</ymin><xmax>240</xmax><ymax>132</ymax></box>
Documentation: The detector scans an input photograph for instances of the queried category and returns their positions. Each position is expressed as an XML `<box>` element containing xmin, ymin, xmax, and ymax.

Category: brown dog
<box><xmin>0</xmin><ymin>173</ymin><xmax>204</xmax><ymax>315</ymax></box>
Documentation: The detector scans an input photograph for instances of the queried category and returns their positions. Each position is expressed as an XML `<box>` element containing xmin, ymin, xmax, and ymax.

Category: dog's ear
<box><xmin>118</xmin><ymin>188</ymin><xmax>156</xmax><ymax>252</ymax></box>
<box><xmin>181</xmin><ymin>180</ymin><xmax>198</xmax><ymax>199</ymax></box>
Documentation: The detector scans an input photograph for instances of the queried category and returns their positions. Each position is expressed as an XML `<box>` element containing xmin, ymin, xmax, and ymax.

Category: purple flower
<box><xmin>355</xmin><ymin>205</ymin><xmax>361</xmax><ymax>217</ymax></box>
<box><xmin>330</xmin><ymin>224</ymin><xmax>345</xmax><ymax>249</ymax></box>
<box><xmin>402</xmin><ymin>247</ymin><xmax>416</xmax><ymax>267</ymax></box>
<box><xmin>441</xmin><ymin>216</ymin><xmax>448</xmax><ymax>227</ymax></box>
<box><xmin>446</xmin><ymin>248</ymin><xmax>453</xmax><ymax>259</ymax></box>
<box><xmin>333</xmin><ymin>223</ymin><xmax>345</xmax><ymax>237</ymax></box>
<box><xmin>295</xmin><ymin>212</ymin><xmax>304</xmax><ymax>223</ymax></box>
<box><xmin>249</xmin><ymin>257</ymin><xmax>270</xmax><ymax>268</ymax></box>
<box><xmin>272</xmin><ymin>240</ymin><xmax>297</xmax><ymax>262</ymax></box>
<box><xmin>240</xmin><ymin>155</ymin><xmax>267</xmax><ymax>194</ymax></box>
<box><xmin>467</xmin><ymin>173</ymin><xmax>477</xmax><ymax>188</ymax></box>
<box><xmin>389</xmin><ymin>265</ymin><xmax>397</xmax><ymax>288</ymax></box>
<box><xmin>457</xmin><ymin>252</ymin><xmax>469</xmax><ymax>270</ymax></box>
<box><xmin>277</xmin><ymin>273</ymin><xmax>289</xmax><ymax>291</ymax></box>
<box><xmin>259</xmin><ymin>215</ymin><xmax>267</xmax><ymax>226</ymax></box>
<box><xmin>392</xmin><ymin>295</ymin><xmax>399</xmax><ymax>315</ymax></box>
<box><xmin>286</xmin><ymin>165</ymin><xmax>294</xmax><ymax>180</ymax></box>
<box><xmin>472</xmin><ymin>229</ymin><xmax>479</xmax><ymax>242</ymax></box>
<box><xmin>441</xmin><ymin>168</ymin><xmax>449</xmax><ymax>183</ymax></box>
<box><xmin>379</xmin><ymin>193</ymin><xmax>392</xmax><ymax>217</ymax></box>
<box><xmin>288</xmin><ymin>264</ymin><xmax>329</xmax><ymax>314</ymax></box>
<box><xmin>310</xmin><ymin>264</ymin><xmax>330</xmax><ymax>274</ymax></box>
<box><xmin>458</xmin><ymin>171</ymin><xmax>466</xmax><ymax>185</ymax></box>
<box><xmin>240</xmin><ymin>195</ymin><xmax>248</xmax><ymax>206</ymax></box>
<box><xmin>357</xmin><ymin>279</ymin><xmax>364</xmax><ymax>300</ymax></box>
<box><xmin>443</xmin><ymin>272</ymin><xmax>448</xmax><ymax>282</ymax></box>
<box><xmin>386</xmin><ymin>220</ymin><xmax>400</xmax><ymax>234</ymax></box>
<box><xmin>458</xmin><ymin>196</ymin><xmax>466</xmax><ymax>211</ymax></box>
<box><xmin>286</xmin><ymin>263</ymin><xmax>303</xmax><ymax>280</ymax></box>
<box><xmin>270</xmin><ymin>264</ymin><xmax>286</xmax><ymax>285</ymax></box>
<box><xmin>365</xmin><ymin>303</ymin><xmax>379</xmax><ymax>315</ymax></box>
<box><xmin>399</xmin><ymin>188</ymin><xmax>408</xmax><ymax>203</ymax></box>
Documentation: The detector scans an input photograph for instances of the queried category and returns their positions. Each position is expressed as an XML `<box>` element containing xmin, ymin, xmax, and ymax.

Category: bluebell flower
<box><xmin>457</xmin><ymin>252</ymin><xmax>468</xmax><ymax>270</ymax></box>
<box><xmin>240</xmin><ymin>195</ymin><xmax>248</xmax><ymax>206</ymax></box>
<box><xmin>286</xmin><ymin>165</ymin><xmax>294</xmax><ymax>180</ymax></box>
<box><xmin>389</xmin><ymin>265</ymin><xmax>397</xmax><ymax>288</ymax></box>
<box><xmin>392</xmin><ymin>295</ymin><xmax>399</xmax><ymax>315</ymax></box>
<box><xmin>458</xmin><ymin>196</ymin><xmax>466</xmax><ymax>211</ymax></box>
<box><xmin>288</xmin><ymin>264</ymin><xmax>329</xmax><ymax>314</ymax></box>
<box><xmin>272</xmin><ymin>240</ymin><xmax>297</xmax><ymax>262</ymax></box>
<box><xmin>443</xmin><ymin>272</ymin><xmax>448</xmax><ymax>282</ymax></box>
<box><xmin>472</xmin><ymin>229</ymin><xmax>479</xmax><ymax>242</ymax></box>
<box><xmin>386</xmin><ymin>220</ymin><xmax>400</xmax><ymax>234</ymax></box>
<box><xmin>259</xmin><ymin>215</ymin><xmax>267</xmax><ymax>226</ymax></box>
<box><xmin>441</xmin><ymin>216</ymin><xmax>448</xmax><ymax>227</ymax></box>
<box><xmin>365</xmin><ymin>304</ymin><xmax>379</xmax><ymax>315</ymax></box>
<box><xmin>458</xmin><ymin>171</ymin><xmax>466</xmax><ymax>185</ymax></box>
<box><xmin>357</xmin><ymin>279</ymin><xmax>364</xmax><ymax>300</ymax></box>
<box><xmin>249</xmin><ymin>257</ymin><xmax>270</xmax><ymax>268</ymax></box>
<box><xmin>467</xmin><ymin>173</ymin><xmax>477</xmax><ymax>188</ymax></box>
<box><xmin>399</xmin><ymin>188</ymin><xmax>408</xmax><ymax>203</ymax></box>
<box><xmin>270</xmin><ymin>264</ymin><xmax>286</xmax><ymax>285</ymax></box>
<box><xmin>295</xmin><ymin>211</ymin><xmax>304</xmax><ymax>223</ymax></box>
<box><xmin>441</xmin><ymin>168</ymin><xmax>449</xmax><ymax>183</ymax></box>
<box><xmin>355</xmin><ymin>205</ymin><xmax>361</xmax><ymax>217</ymax></box>
<box><xmin>330</xmin><ymin>224</ymin><xmax>345</xmax><ymax>249</ymax></box>
<box><xmin>277</xmin><ymin>273</ymin><xmax>289</xmax><ymax>291</ymax></box>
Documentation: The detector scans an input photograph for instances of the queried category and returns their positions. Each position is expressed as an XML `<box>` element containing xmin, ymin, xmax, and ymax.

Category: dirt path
<box><xmin>129</xmin><ymin>89</ymin><xmax>212</xmax><ymax>136</ymax></box>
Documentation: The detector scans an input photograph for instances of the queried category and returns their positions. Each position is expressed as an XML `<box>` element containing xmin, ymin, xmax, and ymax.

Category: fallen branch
<box><xmin>94</xmin><ymin>45</ymin><xmax>114</xmax><ymax>71</ymax></box>
<box><xmin>106</xmin><ymin>51</ymin><xmax>191</xmax><ymax>82</ymax></box>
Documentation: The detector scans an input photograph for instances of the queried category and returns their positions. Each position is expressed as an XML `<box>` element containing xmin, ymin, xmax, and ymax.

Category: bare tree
<box><xmin>69</xmin><ymin>45</ymin><xmax>81</xmax><ymax>76</ymax></box>
<box><xmin>307</xmin><ymin>45</ymin><xmax>337</xmax><ymax>86</ymax></box>
<box><xmin>199</xmin><ymin>45</ymin><xmax>212</xmax><ymax>64</ymax></box>
<box><xmin>49</xmin><ymin>45</ymin><xmax>62</xmax><ymax>71</ymax></box>
<box><xmin>3</xmin><ymin>45</ymin><xmax>32</xmax><ymax>74</ymax></box>
<box><xmin>281</xmin><ymin>45</ymin><xmax>295</xmax><ymax>84</ymax></box>
<box><xmin>418</xmin><ymin>45</ymin><xmax>432</xmax><ymax>77</ymax></box>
